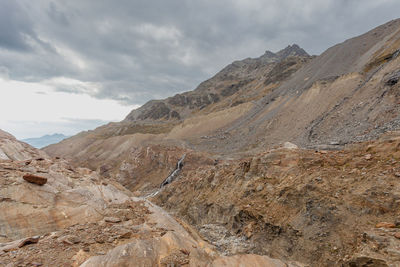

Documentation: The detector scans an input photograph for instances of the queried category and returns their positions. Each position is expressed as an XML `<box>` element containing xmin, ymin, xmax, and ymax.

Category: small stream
<box><xmin>145</xmin><ymin>154</ymin><xmax>186</xmax><ymax>198</ymax></box>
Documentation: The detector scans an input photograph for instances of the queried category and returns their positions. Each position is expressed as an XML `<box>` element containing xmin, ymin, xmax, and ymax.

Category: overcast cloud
<box><xmin>0</xmin><ymin>0</ymin><xmax>400</xmax><ymax>138</ymax></box>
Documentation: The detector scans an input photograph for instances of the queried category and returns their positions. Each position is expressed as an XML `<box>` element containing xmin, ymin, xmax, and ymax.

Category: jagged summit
<box><xmin>276</xmin><ymin>44</ymin><xmax>309</xmax><ymax>58</ymax></box>
<box><xmin>260</xmin><ymin>44</ymin><xmax>309</xmax><ymax>62</ymax></box>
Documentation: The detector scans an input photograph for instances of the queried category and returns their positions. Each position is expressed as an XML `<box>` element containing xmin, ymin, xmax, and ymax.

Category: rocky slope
<box><xmin>45</xmin><ymin>19</ymin><xmax>400</xmax><ymax>170</ymax></box>
<box><xmin>124</xmin><ymin>44</ymin><xmax>309</xmax><ymax>122</ymax></box>
<box><xmin>153</xmin><ymin>131</ymin><xmax>400</xmax><ymax>266</ymax></box>
<box><xmin>0</xmin><ymin>130</ymin><xmax>302</xmax><ymax>266</ymax></box>
<box><xmin>44</xmin><ymin>44</ymin><xmax>311</xmax><ymax>163</ymax></box>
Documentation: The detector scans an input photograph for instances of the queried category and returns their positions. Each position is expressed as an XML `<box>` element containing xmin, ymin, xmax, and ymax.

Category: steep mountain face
<box><xmin>124</xmin><ymin>44</ymin><xmax>310</xmax><ymax>122</ymax></box>
<box><xmin>211</xmin><ymin>18</ymin><xmax>400</xmax><ymax>153</ymax></box>
<box><xmin>22</xmin><ymin>133</ymin><xmax>69</xmax><ymax>149</ymax></box>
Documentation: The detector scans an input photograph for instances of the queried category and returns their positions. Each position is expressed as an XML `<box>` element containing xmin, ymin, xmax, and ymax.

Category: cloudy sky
<box><xmin>1</xmin><ymin>0</ymin><xmax>399</xmax><ymax>139</ymax></box>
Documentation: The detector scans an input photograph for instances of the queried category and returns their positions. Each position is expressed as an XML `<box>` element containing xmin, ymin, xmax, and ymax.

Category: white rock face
<box><xmin>0</xmin><ymin>130</ymin><xmax>48</xmax><ymax>161</ymax></box>
<box><xmin>283</xmin><ymin>142</ymin><xmax>298</xmax><ymax>150</ymax></box>
<box><xmin>0</xmin><ymin>148</ymin><xmax>9</xmax><ymax>160</ymax></box>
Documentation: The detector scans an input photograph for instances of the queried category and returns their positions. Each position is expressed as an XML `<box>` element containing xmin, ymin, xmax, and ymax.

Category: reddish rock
<box><xmin>18</xmin><ymin>236</ymin><xmax>40</xmax><ymax>248</ymax></box>
<box><xmin>375</xmin><ymin>222</ymin><xmax>396</xmax><ymax>228</ymax></box>
<box><xmin>1</xmin><ymin>236</ymin><xmax>40</xmax><ymax>252</ymax></box>
<box><xmin>394</xmin><ymin>232</ymin><xmax>400</xmax><ymax>239</ymax></box>
<box><xmin>104</xmin><ymin>217</ymin><xmax>121</xmax><ymax>223</ymax></box>
<box><xmin>23</xmin><ymin>174</ymin><xmax>47</xmax><ymax>185</ymax></box>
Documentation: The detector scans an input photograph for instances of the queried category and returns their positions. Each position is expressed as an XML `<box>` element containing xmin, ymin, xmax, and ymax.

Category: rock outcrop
<box><xmin>0</xmin><ymin>129</ymin><xmax>48</xmax><ymax>161</ymax></box>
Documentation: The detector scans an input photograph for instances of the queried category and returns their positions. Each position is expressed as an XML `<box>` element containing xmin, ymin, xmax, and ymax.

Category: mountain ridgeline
<box><xmin>46</xmin><ymin>19</ymin><xmax>400</xmax><ymax>163</ymax></box>
<box><xmin>124</xmin><ymin>44</ymin><xmax>310</xmax><ymax>122</ymax></box>
<box><xmin>22</xmin><ymin>133</ymin><xmax>69</xmax><ymax>149</ymax></box>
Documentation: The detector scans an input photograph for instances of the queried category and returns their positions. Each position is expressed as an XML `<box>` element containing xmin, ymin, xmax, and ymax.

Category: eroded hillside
<box><xmin>151</xmin><ymin>132</ymin><xmax>400</xmax><ymax>266</ymax></box>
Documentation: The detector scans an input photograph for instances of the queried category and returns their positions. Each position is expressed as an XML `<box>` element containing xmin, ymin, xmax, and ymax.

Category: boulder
<box><xmin>23</xmin><ymin>174</ymin><xmax>47</xmax><ymax>185</ymax></box>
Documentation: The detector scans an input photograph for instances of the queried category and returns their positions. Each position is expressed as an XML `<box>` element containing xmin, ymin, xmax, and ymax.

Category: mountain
<box><xmin>45</xmin><ymin>19</ymin><xmax>400</xmax><ymax>175</ymax></box>
<box><xmin>37</xmin><ymin>19</ymin><xmax>400</xmax><ymax>266</ymax></box>
<box><xmin>124</xmin><ymin>44</ymin><xmax>310</xmax><ymax>122</ymax></box>
<box><xmin>22</xmin><ymin>133</ymin><xmax>69</xmax><ymax>148</ymax></box>
<box><xmin>44</xmin><ymin>44</ymin><xmax>312</xmax><ymax>169</ymax></box>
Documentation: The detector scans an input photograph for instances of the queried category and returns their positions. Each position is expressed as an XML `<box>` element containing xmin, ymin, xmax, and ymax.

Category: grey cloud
<box><xmin>46</xmin><ymin>2</ymin><xmax>70</xmax><ymax>26</ymax></box>
<box><xmin>1</xmin><ymin>0</ymin><xmax>400</xmax><ymax>105</ymax></box>
<box><xmin>60</xmin><ymin>118</ymin><xmax>112</xmax><ymax>130</ymax></box>
<box><xmin>0</xmin><ymin>1</ymin><xmax>35</xmax><ymax>51</ymax></box>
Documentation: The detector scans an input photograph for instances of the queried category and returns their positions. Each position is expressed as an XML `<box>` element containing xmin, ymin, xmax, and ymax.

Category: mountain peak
<box><xmin>276</xmin><ymin>44</ymin><xmax>309</xmax><ymax>59</ymax></box>
<box><xmin>262</xmin><ymin>50</ymin><xmax>277</xmax><ymax>58</ymax></box>
<box><xmin>259</xmin><ymin>44</ymin><xmax>309</xmax><ymax>62</ymax></box>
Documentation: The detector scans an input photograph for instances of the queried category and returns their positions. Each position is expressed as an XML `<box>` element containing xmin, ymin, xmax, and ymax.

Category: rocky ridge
<box><xmin>124</xmin><ymin>44</ymin><xmax>310</xmax><ymax>123</ymax></box>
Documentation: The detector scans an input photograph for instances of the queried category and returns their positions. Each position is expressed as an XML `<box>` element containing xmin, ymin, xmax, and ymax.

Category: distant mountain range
<box><xmin>22</xmin><ymin>133</ymin><xmax>69</xmax><ymax>148</ymax></box>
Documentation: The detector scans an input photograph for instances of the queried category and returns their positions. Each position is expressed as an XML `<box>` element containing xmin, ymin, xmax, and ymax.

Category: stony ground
<box><xmin>0</xmin><ymin>200</ymin><xmax>151</xmax><ymax>267</ymax></box>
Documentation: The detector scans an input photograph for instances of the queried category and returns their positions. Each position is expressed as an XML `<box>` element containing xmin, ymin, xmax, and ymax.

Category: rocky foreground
<box><xmin>0</xmin><ymin>131</ymin><xmax>304</xmax><ymax>266</ymax></box>
<box><xmin>3</xmin><ymin>129</ymin><xmax>399</xmax><ymax>266</ymax></box>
